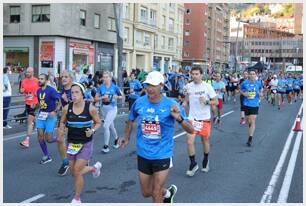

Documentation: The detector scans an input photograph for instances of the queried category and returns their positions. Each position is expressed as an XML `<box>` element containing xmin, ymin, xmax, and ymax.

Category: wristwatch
<box><xmin>176</xmin><ymin>115</ymin><xmax>184</xmax><ymax>124</ymax></box>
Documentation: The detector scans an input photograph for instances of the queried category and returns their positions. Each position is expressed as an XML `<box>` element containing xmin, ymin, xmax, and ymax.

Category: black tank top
<box><xmin>66</xmin><ymin>102</ymin><xmax>93</xmax><ymax>144</ymax></box>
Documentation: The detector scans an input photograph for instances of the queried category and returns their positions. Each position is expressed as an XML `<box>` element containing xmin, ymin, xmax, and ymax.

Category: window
<box><xmin>162</xmin><ymin>15</ymin><xmax>166</xmax><ymax>29</ymax></box>
<box><xmin>94</xmin><ymin>14</ymin><xmax>100</xmax><ymax>29</ymax></box>
<box><xmin>108</xmin><ymin>17</ymin><xmax>116</xmax><ymax>31</ymax></box>
<box><xmin>169</xmin><ymin>3</ymin><xmax>175</xmax><ymax>11</ymax></box>
<box><xmin>154</xmin><ymin>35</ymin><xmax>158</xmax><ymax>49</ymax></box>
<box><xmin>32</xmin><ymin>5</ymin><xmax>50</xmax><ymax>22</ymax></box>
<box><xmin>161</xmin><ymin>36</ymin><xmax>166</xmax><ymax>49</ymax></box>
<box><xmin>186</xmin><ymin>8</ymin><xmax>191</xmax><ymax>14</ymax></box>
<box><xmin>169</xmin><ymin>18</ymin><xmax>174</xmax><ymax>32</ymax></box>
<box><xmin>140</xmin><ymin>7</ymin><xmax>148</xmax><ymax>23</ymax></box>
<box><xmin>123</xmin><ymin>3</ymin><xmax>130</xmax><ymax>19</ymax></box>
<box><xmin>168</xmin><ymin>37</ymin><xmax>174</xmax><ymax>50</ymax></box>
<box><xmin>124</xmin><ymin>27</ymin><xmax>129</xmax><ymax>43</ymax></box>
<box><xmin>136</xmin><ymin>30</ymin><xmax>142</xmax><ymax>45</ymax></box>
<box><xmin>150</xmin><ymin>10</ymin><xmax>156</xmax><ymax>26</ymax></box>
<box><xmin>144</xmin><ymin>33</ymin><xmax>151</xmax><ymax>46</ymax></box>
<box><xmin>80</xmin><ymin>10</ymin><xmax>86</xmax><ymax>26</ymax></box>
<box><xmin>185</xmin><ymin>19</ymin><xmax>190</xmax><ymax>25</ymax></box>
<box><xmin>184</xmin><ymin>51</ymin><xmax>189</xmax><ymax>57</ymax></box>
<box><xmin>10</xmin><ymin>6</ymin><xmax>20</xmax><ymax>23</ymax></box>
<box><xmin>185</xmin><ymin>30</ymin><xmax>190</xmax><ymax>36</ymax></box>
<box><xmin>185</xmin><ymin>40</ymin><xmax>190</xmax><ymax>47</ymax></box>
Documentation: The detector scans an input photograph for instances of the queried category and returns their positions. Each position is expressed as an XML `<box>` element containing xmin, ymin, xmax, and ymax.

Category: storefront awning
<box><xmin>4</xmin><ymin>47</ymin><xmax>29</xmax><ymax>53</ymax></box>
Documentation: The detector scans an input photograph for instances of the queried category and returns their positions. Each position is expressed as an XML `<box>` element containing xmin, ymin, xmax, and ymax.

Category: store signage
<box><xmin>4</xmin><ymin>47</ymin><xmax>29</xmax><ymax>53</ymax></box>
<box><xmin>40</xmin><ymin>41</ymin><xmax>54</xmax><ymax>61</ymax></box>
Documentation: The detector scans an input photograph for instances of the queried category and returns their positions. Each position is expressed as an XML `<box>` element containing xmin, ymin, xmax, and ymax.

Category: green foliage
<box><xmin>230</xmin><ymin>3</ymin><xmax>294</xmax><ymax>18</ymax></box>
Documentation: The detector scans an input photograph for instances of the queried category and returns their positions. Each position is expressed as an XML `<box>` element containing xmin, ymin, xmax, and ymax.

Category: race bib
<box><xmin>141</xmin><ymin>120</ymin><xmax>161</xmax><ymax>139</ymax></box>
<box><xmin>67</xmin><ymin>143</ymin><xmax>83</xmax><ymax>155</ymax></box>
<box><xmin>25</xmin><ymin>93</ymin><xmax>33</xmax><ymax>101</ymax></box>
<box><xmin>38</xmin><ymin>112</ymin><xmax>49</xmax><ymax>120</ymax></box>
<box><xmin>233</xmin><ymin>83</ymin><xmax>238</xmax><ymax>86</ymax></box>
<box><xmin>192</xmin><ymin>120</ymin><xmax>203</xmax><ymax>131</ymax></box>
<box><xmin>247</xmin><ymin>91</ymin><xmax>256</xmax><ymax>99</ymax></box>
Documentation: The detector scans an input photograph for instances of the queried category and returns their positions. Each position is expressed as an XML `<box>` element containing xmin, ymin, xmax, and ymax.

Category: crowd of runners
<box><xmin>3</xmin><ymin>65</ymin><xmax>303</xmax><ymax>203</ymax></box>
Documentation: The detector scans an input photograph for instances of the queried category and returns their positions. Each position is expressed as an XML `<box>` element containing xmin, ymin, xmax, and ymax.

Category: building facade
<box><xmin>182</xmin><ymin>3</ymin><xmax>230</xmax><ymax>73</ymax></box>
<box><xmin>122</xmin><ymin>3</ymin><xmax>184</xmax><ymax>74</ymax></box>
<box><xmin>229</xmin><ymin>36</ymin><xmax>303</xmax><ymax>70</ymax></box>
<box><xmin>4</xmin><ymin>3</ymin><xmax>116</xmax><ymax>76</ymax></box>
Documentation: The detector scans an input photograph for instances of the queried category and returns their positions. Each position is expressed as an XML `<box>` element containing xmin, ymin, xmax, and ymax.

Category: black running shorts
<box><xmin>244</xmin><ymin>106</ymin><xmax>259</xmax><ymax>116</ymax></box>
<box><xmin>26</xmin><ymin>104</ymin><xmax>36</xmax><ymax>116</ymax></box>
<box><xmin>137</xmin><ymin>155</ymin><xmax>171</xmax><ymax>175</ymax></box>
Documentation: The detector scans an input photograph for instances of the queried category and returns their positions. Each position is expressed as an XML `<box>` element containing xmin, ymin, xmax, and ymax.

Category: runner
<box><xmin>230</xmin><ymin>73</ymin><xmax>239</xmax><ymax>103</ymax></box>
<box><xmin>239</xmin><ymin>69</ymin><xmax>263</xmax><ymax>147</ymax></box>
<box><xmin>269</xmin><ymin>74</ymin><xmax>278</xmax><ymax>107</ymax></box>
<box><xmin>95</xmin><ymin>71</ymin><xmax>123</xmax><ymax>153</ymax></box>
<box><xmin>239</xmin><ymin>70</ymin><xmax>248</xmax><ymax>124</ymax></box>
<box><xmin>118</xmin><ymin>71</ymin><xmax>194</xmax><ymax>203</ymax></box>
<box><xmin>211</xmin><ymin>72</ymin><xmax>226</xmax><ymax>126</ymax></box>
<box><xmin>58</xmin><ymin>82</ymin><xmax>102</xmax><ymax>203</ymax></box>
<box><xmin>183</xmin><ymin>66</ymin><xmax>218</xmax><ymax>176</ymax></box>
<box><xmin>128</xmin><ymin>72</ymin><xmax>143</xmax><ymax>110</ymax></box>
<box><xmin>57</xmin><ymin>70</ymin><xmax>74</xmax><ymax>176</ymax></box>
<box><xmin>19</xmin><ymin>67</ymin><xmax>39</xmax><ymax>148</ymax></box>
<box><xmin>293</xmin><ymin>74</ymin><xmax>301</xmax><ymax>102</ymax></box>
<box><xmin>36</xmin><ymin>74</ymin><xmax>61</xmax><ymax>164</ymax></box>
<box><xmin>285</xmin><ymin>73</ymin><xmax>294</xmax><ymax>104</ymax></box>
<box><xmin>277</xmin><ymin>73</ymin><xmax>287</xmax><ymax>110</ymax></box>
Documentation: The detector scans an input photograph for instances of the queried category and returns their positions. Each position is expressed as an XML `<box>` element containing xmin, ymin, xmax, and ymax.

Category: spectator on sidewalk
<box><xmin>3</xmin><ymin>66</ymin><xmax>12</xmax><ymax>129</ymax></box>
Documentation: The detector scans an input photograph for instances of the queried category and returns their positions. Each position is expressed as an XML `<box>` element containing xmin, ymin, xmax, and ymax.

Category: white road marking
<box><xmin>260</xmin><ymin>104</ymin><xmax>303</xmax><ymax>203</ymax></box>
<box><xmin>277</xmin><ymin>119</ymin><xmax>303</xmax><ymax>203</ymax></box>
<box><xmin>20</xmin><ymin>194</ymin><xmax>45</xmax><ymax>203</ymax></box>
<box><xmin>173</xmin><ymin>110</ymin><xmax>234</xmax><ymax>139</ymax></box>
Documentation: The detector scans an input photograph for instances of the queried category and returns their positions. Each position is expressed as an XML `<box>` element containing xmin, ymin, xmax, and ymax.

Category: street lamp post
<box><xmin>295</xmin><ymin>47</ymin><xmax>299</xmax><ymax>73</ymax></box>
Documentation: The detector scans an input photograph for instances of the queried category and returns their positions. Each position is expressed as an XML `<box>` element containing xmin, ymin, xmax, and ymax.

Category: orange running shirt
<box><xmin>21</xmin><ymin>77</ymin><xmax>39</xmax><ymax>105</ymax></box>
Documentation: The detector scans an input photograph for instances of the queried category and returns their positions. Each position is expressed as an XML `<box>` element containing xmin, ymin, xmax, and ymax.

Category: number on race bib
<box><xmin>67</xmin><ymin>143</ymin><xmax>83</xmax><ymax>155</ymax></box>
<box><xmin>37</xmin><ymin>112</ymin><xmax>49</xmax><ymax>120</ymax></box>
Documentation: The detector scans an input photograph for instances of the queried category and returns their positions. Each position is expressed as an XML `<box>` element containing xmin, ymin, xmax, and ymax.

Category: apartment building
<box><xmin>122</xmin><ymin>3</ymin><xmax>184</xmax><ymax>74</ymax></box>
<box><xmin>182</xmin><ymin>3</ymin><xmax>230</xmax><ymax>72</ymax></box>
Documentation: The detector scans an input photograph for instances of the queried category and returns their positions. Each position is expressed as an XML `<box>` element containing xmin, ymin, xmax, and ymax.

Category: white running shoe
<box><xmin>71</xmin><ymin>198</ymin><xmax>81</xmax><ymax>203</ymax></box>
<box><xmin>186</xmin><ymin>164</ymin><xmax>199</xmax><ymax>177</ymax></box>
<box><xmin>92</xmin><ymin>161</ymin><xmax>102</xmax><ymax>178</ymax></box>
<box><xmin>101</xmin><ymin>145</ymin><xmax>110</xmax><ymax>153</ymax></box>
<box><xmin>201</xmin><ymin>160</ymin><xmax>210</xmax><ymax>173</ymax></box>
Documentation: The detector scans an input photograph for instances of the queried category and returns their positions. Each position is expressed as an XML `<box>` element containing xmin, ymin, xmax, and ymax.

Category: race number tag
<box><xmin>25</xmin><ymin>93</ymin><xmax>33</xmax><ymax>101</ymax></box>
<box><xmin>192</xmin><ymin>120</ymin><xmax>203</xmax><ymax>131</ymax></box>
<box><xmin>141</xmin><ymin>120</ymin><xmax>161</xmax><ymax>139</ymax></box>
<box><xmin>247</xmin><ymin>91</ymin><xmax>256</xmax><ymax>99</ymax></box>
<box><xmin>67</xmin><ymin>143</ymin><xmax>83</xmax><ymax>155</ymax></box>
<box><xmin>38</xmin><ymin>112</ymin><xmax>49</xmax><ymax>120</ymax></box>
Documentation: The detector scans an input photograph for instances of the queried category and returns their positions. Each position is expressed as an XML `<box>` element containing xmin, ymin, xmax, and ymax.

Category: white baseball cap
<box><xmin>273</xmin><ymin>74</ymin><xmax>277</xmax><ymax>78</ymax></box>
<box><xmin>144</xmin><ymin>71</ymin><xmax>164</xmax><ymax>86</ymax></box>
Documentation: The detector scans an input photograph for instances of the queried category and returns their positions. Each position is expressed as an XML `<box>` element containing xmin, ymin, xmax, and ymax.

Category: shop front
<box><xmin>96</xmin><ymin>42</ymin><xmax>114</xmax><ymax>72</ymax></box>
<box><xmin>4</xmin><ymin>47</ymin><xmax>29</xmax><ymax>72</ymax></box>
<box><xmin>69</xmin><ymin>39</ymin><xmax>95</xmax><ymax>73</ymax></box>
<box><xmin>153</xmin><ymin>56</ymin><xmax>162</xmax><ymax>71</ymax></box>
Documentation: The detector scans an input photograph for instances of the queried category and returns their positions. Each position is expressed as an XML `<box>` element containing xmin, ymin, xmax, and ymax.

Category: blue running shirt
<box><xmin>128</xmin><ymin>79</ymin><xmax>142</xmax><ymax>99</ymax></box>
<box><xmin>37</xmin><ymin>85</ymin><xmax>60</xmax><ymax>112</ymax></box>
<box><xmin>97</xmin><ymin>83</ymin><xmax>122</xmax><ymax>107</ymax></box>
<box><xmin>212</xmin><ymin>80</ymin><xmax>226</xmax><ymax>99</ymax></box>
<box><xmin>240</xmin><ymin>80</ymin><xmax>262</xmax><ymax>107</ymax></box>
<box><xmin>129</xmin><ymin>95</ymin><xmax>186</xmax><ymax>160</ymax></box>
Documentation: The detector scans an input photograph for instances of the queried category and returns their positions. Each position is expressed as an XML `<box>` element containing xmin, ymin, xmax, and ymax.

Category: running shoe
<box><xmin>113</xmin><ymin>139</ymin><xmax>120</xmax><ymax>149</ymax></box>
<box><xmin>240</xmin><ymin>118</ymin><xmax>245</xmax><ymax>125</ymax></box>
<box><xmin>92</xmin><ymin>161</ymin><xmax>102</xmax><ymax>178</ymax></box>
<box><xmin>40</xmin><ymin>156</ymin><xmax>52</xmax><ymax>164</ymax></box>
<box><xmin>58</xmin><ymin>163</ymin><xmax>69</xmax><ymax>176</ymax></box>
<box><xmin>186</xmin><ymin>162</ymin><xmax>198</xmax><ymax>177</ymax></box>
<box><xmin>201</xmin><ymin>160</ymin><xmax>210</xmax><ymax>173</ymax></box>
<box><xmin>163</xmin><ymin>184</ymin><xmax>178</xmax><ymax>203</ymax></box>
<box><xmin>20</xmin><ymin>137</ymin><xmax>29</xmax><ymax>148</ymax></box>
<box><xmin>71</xmin><ymin>198</ymin><xmax>81</xmax><ymax>203</ymax></box>
<box><xmin>4</xmin><ymin>125</ymin><xmax>12</xmax><ymax>129</ymax></box>
<box><xmin>101</xmin><ymin>145</ymin><xmax>110</xmax><ymax>153</ymax></box>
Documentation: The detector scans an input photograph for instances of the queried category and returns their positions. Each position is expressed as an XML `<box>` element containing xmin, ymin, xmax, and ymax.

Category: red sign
<box><xmin>70</xmin><ymin>41</ymin><xmax>95</xmax><ymax>64</ymax></box>
<box><xmin>40</xmin><ymin>41</ymin><xmax>54</xmax><ymax>61</ymax></box>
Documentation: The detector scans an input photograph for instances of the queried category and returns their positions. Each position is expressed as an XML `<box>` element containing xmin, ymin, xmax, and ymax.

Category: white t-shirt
<box><xmin>270</xmin><ymin>79</ymin><xmax>278</xmax><ymax>89</ymax></box>
<box><xmin>184</xmin><ymin>81</ymin><xmax>217</xmax><ymax>121</ymax></box>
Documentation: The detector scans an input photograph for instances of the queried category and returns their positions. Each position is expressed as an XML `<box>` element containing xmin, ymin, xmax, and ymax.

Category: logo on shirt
<box><xmin>160</xmin><ymin>109</ymin><xmax>166</xmax><ymax>113</ymax></box>
<box><xmin>147</xmin><ymin>108</ymin><xmax>155</xmax><ymax>113</ymax></box>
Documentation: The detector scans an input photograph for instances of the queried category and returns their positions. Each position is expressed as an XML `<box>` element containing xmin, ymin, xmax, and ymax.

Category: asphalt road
<box><xmin>3</xmin><ymin>98</ymin><xmax>303</xmax><ymax>203</ymax></box>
